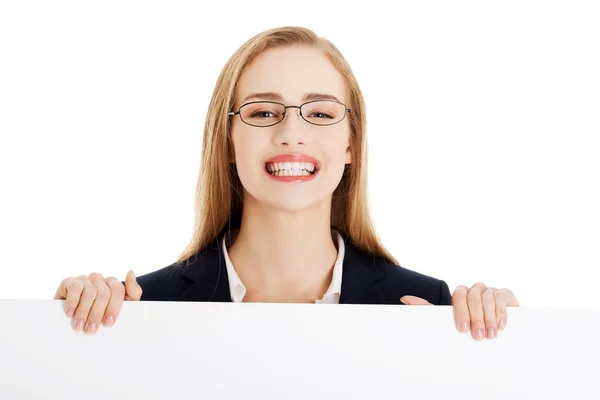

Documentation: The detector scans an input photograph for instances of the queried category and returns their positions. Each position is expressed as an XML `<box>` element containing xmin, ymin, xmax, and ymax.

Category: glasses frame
<box><xmin>228</xmin><ymin>100</ymin><xmax>351</xmax><ymax>127</ymax></box>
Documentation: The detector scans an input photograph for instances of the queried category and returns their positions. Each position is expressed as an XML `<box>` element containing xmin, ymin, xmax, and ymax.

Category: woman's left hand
<box><xmin>400</xmin><ymin>283</ymin><xmax>519</xmax><ymax>341</ymax></box>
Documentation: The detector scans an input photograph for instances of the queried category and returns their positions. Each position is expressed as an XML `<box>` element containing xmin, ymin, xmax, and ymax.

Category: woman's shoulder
<box><xmin>135</xmin><ymin>249</ymin><xmax>215</xmax><ymax>301</ymax></box>
<box><xmin>346</xmin><ymin>241</ymin><xmax>452</xmax><ymax>306</ymax></box>
<box><xmin>134</xmin><ymin>263</ymin><xmax>188</xmax><ymax>301</ymax></box>
<box><xmin>378</xmin><ymin>259</ymin><xmax>452</xmax><ymax>306</ymax></box>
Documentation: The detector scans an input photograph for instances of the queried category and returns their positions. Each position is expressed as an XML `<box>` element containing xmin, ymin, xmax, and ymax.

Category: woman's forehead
<box><xmin>235</xmin><ymin>46</ymin><xmax>347</xmax><ymax>106</ymax></box>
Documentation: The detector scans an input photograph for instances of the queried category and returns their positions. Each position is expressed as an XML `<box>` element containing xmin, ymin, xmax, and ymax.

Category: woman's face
<box><xmin>230</xmin><ymin>45</ymin><xmax>352</xmax><ymax>213</ymax></box>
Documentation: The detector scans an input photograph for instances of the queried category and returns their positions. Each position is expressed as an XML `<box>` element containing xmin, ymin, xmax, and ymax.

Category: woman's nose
<box><xmin>274</xmin><ymin>109</ymin><xmax>306</xmax><ymax>146</ymax></box>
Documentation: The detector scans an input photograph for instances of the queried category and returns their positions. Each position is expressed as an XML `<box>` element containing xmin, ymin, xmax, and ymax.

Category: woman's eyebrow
<box><xmin>241</xmin><ymin>92</ymin><xmax>342</xmax><ymax>103</ymax></box>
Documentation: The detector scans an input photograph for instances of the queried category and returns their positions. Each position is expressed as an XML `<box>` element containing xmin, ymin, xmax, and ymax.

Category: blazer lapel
<box><xmin>339</xmin><ymin>239</ymin><xmax>387</xmax><ymax>304</ymax></box>
<box><xmin>177</xmin><ymin>230</ymin><xmax>232</xmax><ymax>302</ymax></box>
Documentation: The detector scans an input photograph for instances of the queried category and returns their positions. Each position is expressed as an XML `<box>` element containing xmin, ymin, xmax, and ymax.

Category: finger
<box><xmin>500</xmin><ymin>288</ymin><xmax>519</xmax><ymax>307</ymax></box>
<box><xmin>72</xmin><ymin>276</ymin><xmax>98</xmax><ymax>332</ymax></box>
<box><xmin>482</xmin><ymin>287</ymin><xmax>498</xmax><ymax>339</ymax></box>
<box><xmin>494</xmin><ymin>290</ymin><xmax>508</xmax><ymax>330</ymax></box>
<box><xmin>55</xmin><ymin>277</ymin><xmax>84</xmax><ymax>318</ymax></box>
<box><xmin>495</xmin><ymin>288</ymin><xmax>518</xmax><ymax>329</ymax></box>
<box><xmin>53</xmin><ymin>277</ymin><xmax>70</xmax><ymax>300</ymax></box>
<box><xmin>452</xmin><ymin>285</ymin><xmax>470</xmax><ymax>333</ymax></box>
<box><xmin>467</xmin><ymin>282</ymin><xmax>487</xmax><ymax>340</ymax></box>
<box><xmin>400</xmin><ymin>296</ymin><xmax>432</xmax><ymax>305</ymax></box>
<box><xmin>103</xmin><ymin>277</ymin><xmax>125</xmax><ymax>326</ymax></box>
<box><xmin>84</xmin><ymin>273</ymin><xmax>111</xmax><ymax>334</ymax></box>
<box><xmin>124</xmin><ymin>270</ymin><xmax>143</xmax><ymax>301</ymax></box>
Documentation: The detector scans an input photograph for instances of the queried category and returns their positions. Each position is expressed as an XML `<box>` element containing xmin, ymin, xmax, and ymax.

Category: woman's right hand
<box><xmin>53</xmin><ymin>270</ymin><xmax>142</xmax><ymax>334</ymax></box>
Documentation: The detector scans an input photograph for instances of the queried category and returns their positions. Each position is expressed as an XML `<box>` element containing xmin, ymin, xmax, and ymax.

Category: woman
<box><xmin>54</xmin><ymin>26</ymin><xmax>519</xmax><ymax>340</ymax></box>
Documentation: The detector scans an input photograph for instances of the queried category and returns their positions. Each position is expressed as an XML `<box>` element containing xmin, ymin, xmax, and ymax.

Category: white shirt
<box><xmin>222</xmin><ymin>230</ymin><xmax>345</xmax><ymax>303</ymax></box>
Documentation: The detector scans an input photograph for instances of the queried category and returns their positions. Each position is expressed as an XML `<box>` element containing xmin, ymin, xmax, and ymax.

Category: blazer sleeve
<box><xmin>438</xmin><ymin>280</ymin><xmax>452</xmax><ymax>305</ymax></box>
<box><xmin>120</xmin><ymin>265</ymin><xmax>184</xmax><ymax>301</ymax></box>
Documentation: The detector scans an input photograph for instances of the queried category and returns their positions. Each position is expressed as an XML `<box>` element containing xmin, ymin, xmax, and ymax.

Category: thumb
<box><xmin>124</xmin><ymin>270</ymin><xmax>143</xmax><ymax>301</ymax></box>
<box><xmin>400</xmin><ymin>295</ymin><xmax>433</xmax><ymax>305</ymax></box>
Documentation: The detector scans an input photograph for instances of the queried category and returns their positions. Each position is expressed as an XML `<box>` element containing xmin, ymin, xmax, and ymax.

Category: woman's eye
<box><xmin>308</xmin><ymin>112</ymin><xmax>333</xmax><ymax>119</ymax></box>
<box><xmin>250</xmin><ymin>111</ymin><xmax>277</xmax><ymax>118</ymax></box>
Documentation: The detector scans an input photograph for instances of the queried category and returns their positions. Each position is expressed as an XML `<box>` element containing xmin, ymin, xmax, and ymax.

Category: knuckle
<box><xmin>83</xmin><ymin>284</ymin><xmax>97</xmax><ymax>299</ymax></box>
<box><xmin>95</xmin><ymin>289</ymin><xmax>111</xmax><ymax>304</ymax></box>
<box><xmin>61</xmin><ymin>277</ymin><xmax>73</xmax><ymax>286</ymax></box>
<box><xmin>457</xmin><ymin>311</ymin><xmax>470</xmax><ymax>320</ymax></box>
<box><xmin>467</xmin><ymin>290</ymin><xmax>480</xmax><ymax>302</ymax></box>
<box><xmin>113</xmin><ymin>286</ymin><xmax>126</xmax><ymax>299</ymax></box>
<box><xmin>111</xmin><ymin>281</ymin><xmax>125</xmax><ymax>291</ymax></box>
<box><xmin>484</xmin><ymin>311</ymin><xmax>496</xmax><ymax>322</ymax></box>
<box><xmin>88</xmin><ymin>272</ymin><xmax>104</xmax><ymax>281</ymax></box>
<box><xmin>87</xmin><ymin>310</ymin><xmax>104</xmax><ymax>322</ymax></box>
<box><xmin>107</xmin><ymin>278</ymin><xmax>124</xmax><ymax>291</ymax></box>
<box><xmin>70</xmin><ymin>281</ymin><xmax>85</xmax><ymax>292</ymax></box>
<box><xmin>73</xmin><ymin>306</ymin><xmax>90</xmax><ymax>318</ymax></box>
<box><xmin>482</xmin><ymin>290</ymin><xmax>495</xmax><ymax>301</ymax></box>
<box><xmin>454</xmin><ymin>285</ymin><xmax>469</xmax><ymax>293</ymax></box>
<box><xmin>471</xmin><ymin>321</ymin><xmax>485</xmax><ymax>329</ymax></box>
<box><xmin>107</xmin><ymin>297</ymin><xmax>124</xmax><ymax>309</ymax></box>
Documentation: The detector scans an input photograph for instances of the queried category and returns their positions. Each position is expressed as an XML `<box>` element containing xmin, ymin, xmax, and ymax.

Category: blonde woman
<box><xmin>54</xmin><ymin>26</ymin><xmax>519</xmax><ymax>340</ymax></box>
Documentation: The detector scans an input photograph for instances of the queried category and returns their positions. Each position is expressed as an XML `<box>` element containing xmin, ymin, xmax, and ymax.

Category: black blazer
<box><xmin>136</xmin><ymin>227</ymin><xmax>452</xmax><ymax>306</ymax></box>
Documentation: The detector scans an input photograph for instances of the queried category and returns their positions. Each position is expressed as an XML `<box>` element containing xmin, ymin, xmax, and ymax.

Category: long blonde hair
<box><xmin>176</xmin><ymin>26</ymin><xmax>398</xmax><ymax>266</ymax></box>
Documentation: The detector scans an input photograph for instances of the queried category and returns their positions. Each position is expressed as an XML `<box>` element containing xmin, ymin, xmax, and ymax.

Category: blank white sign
<box><xmin>0</xmin><ymin>300</ymin><xmax>598</xmax><ymax>399</ymax></box>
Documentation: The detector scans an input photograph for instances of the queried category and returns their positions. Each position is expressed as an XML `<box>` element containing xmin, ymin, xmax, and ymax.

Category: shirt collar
<box><xmin>222</xmin><ymin>230</ymin><xmax>345</xmax><ymax>303</ymax></box>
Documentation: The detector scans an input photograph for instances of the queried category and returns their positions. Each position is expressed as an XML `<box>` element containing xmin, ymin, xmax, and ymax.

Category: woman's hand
<box><xmin>53</xmin><ymin>270</ymin><xmax>142</xmax><ymax>335</ymax></box>
<box><xmin>400</xmin><ymin>283</ymin><xmax>519</xmax><ymax>340</ymax></box>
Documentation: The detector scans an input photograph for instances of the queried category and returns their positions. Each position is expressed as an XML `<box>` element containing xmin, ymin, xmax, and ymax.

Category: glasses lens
<box><xmin>240</xmin><ymin>102</ymin><xmax>285</xmax><ymax>126</ymax></box>
<box><xmin>301</xmin><ymin>101</ymin><xmax>346</xmax><ymax>125</ymax></box>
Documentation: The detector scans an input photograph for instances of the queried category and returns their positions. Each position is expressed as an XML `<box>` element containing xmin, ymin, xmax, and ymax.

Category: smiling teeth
<box><xmin>266</xmin><ymin>162</ymin><xmax>316</xmax><ymax>176</ymax></box>
<box><xmin>272</xmin><ymin>169</ymin><xmax>311</xmax><ymax>176</ymax></box>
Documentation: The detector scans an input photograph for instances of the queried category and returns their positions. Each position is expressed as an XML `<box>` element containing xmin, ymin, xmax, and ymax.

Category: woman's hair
<box><xmin>176</xmin><ymin>26</ymin><xmax>398</xmax><ymax>265</ymax></box>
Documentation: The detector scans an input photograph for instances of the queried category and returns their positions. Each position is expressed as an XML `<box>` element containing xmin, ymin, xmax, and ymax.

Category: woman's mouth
<box><xmin>265</xmin><ymin>162</ymin><xmax>318</xmax><ymax>177</ymax></box>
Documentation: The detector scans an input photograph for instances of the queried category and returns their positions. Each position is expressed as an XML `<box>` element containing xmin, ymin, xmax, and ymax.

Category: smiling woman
<box><xmin>53</xmin><ymin>26</ymin><xmax>519</xmax><ymax>340</ymax></box>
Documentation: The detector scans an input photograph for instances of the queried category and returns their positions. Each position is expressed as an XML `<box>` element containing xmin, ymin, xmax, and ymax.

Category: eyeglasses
<box><xmin>228</xmin><ymin>100</ymin><xmax>351</xmax><ymax>127</ymax></box>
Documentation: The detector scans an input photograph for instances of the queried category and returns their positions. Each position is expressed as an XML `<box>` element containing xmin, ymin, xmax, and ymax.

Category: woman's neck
<box><xmin>227</xmin><ymin>197</ymin><xmax>338</xmax><ymax>302</ymax></box>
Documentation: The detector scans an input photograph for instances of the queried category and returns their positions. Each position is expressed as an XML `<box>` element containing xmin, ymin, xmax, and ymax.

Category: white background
<box><xmin>0</xmin><ymin>1</ymin><xmax>598</xmax><ymax>306</ymax></box>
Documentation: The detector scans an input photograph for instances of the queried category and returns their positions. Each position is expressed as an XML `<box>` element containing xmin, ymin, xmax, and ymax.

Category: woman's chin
<box><xmin>265</xmin><ymin>199</ymin><xmax>322</xmax><ymax>213</ymax></box>
<box><xmin>246</xmin><ymin>193</ymin><xmax>328</xmax><ymax>214</ymax></box>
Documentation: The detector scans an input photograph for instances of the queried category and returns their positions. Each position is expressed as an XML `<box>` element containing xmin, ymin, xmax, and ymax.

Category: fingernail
<box><xmin>85</xmin><ymin>322</ymin><xmax>96</xmax><ymax>334</ymax></box>
<box><xmin>460</xmin><ymin>321</ymin><xmax>470</xmax><ymax>333</ymax></box>
<box><xmin>66</xmin><ymin>308</ymin><xmax>75</xmax><ymax>317</ymax></box>
<box><xmin>487</xmin><ymin>328</ymin><xmax>496</xmax><ymax>339</ymax></box>
<box><xmin>499</xmin><ymin>318</ymin><xmax>506</xmax><ymax>330</ymax></box>
<box><xmin>475</xmin><ymin>329</ymin><xmax>484</xmax><ymax>340</ymax></box>
<box><xmin>75</xmin><ymin>319</ymin><xmax>84</xmax><ymax>332</ymax></box>
<box><xmin>104</xmin><ymin>316</ymin><xmax>114</xmax><ymax>326</ymax></box>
